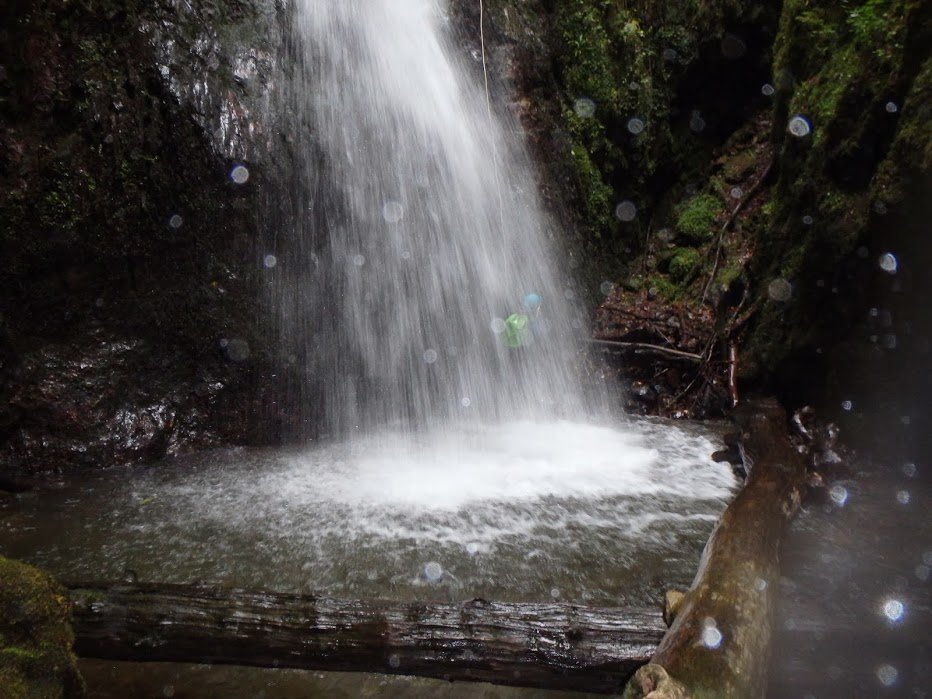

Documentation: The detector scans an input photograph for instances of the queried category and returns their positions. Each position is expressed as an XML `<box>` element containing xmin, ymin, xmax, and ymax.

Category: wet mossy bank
<box><xmin>0</xmin><ymin>556</ymin><xmax>84</xmax><ymax>698</ymax></box>
<box><xmin>475</xmin><ymin>0</ymin><xmax>930</xmax><ymax>443</ymax></box>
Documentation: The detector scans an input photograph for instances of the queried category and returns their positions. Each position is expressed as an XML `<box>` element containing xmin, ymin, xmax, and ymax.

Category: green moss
<box><xmin>0</xmin><ymin>556</ymin><xmax>85</xmax><ymax>698</ymax></box>
<box><xmin>721</xmin><ymin>150</ymin><xmax>757</xmax><ymax>183</ymax></box>
<box><xmin>570</xmin><ymin>141</ymin><xmax>616</xmax><ymax>237</ymax></box>
<box><xmin>646</xmin><ymin>276</ymin><xmax>678</xmax><ymax>301</ymax></box>
<box><xmin>668</xmin><ymin>247</ymin><xmax>702</xmax><ymax>282</ymax></box>
<box><xmin>675</xmin><ymin>193</ymin><xmax>720</xmax><ymax>243</ymax></box>
<box><xmin>716</xmin><ymin>260</ymin><xmax>744</xmax><ymax>288</ymax></box>
<box><xmin>553</xmin><ymin>0</ymin><xmax>620</xmax><ymax>119</ymax></box>
<box><xmin>741</xmin><ymin>0</ymin><xmax>928</xmax><ymax>386</ymax></box>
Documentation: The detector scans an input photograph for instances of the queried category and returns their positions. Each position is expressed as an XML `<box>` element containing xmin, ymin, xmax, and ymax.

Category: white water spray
<box><xmin>284</xmin><ymin>0</ymin><xmax>597</xmax><ymax>434</ymax></box>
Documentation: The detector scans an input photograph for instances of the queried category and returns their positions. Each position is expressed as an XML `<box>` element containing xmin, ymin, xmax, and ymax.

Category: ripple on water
<box><xmin>1</xmin><ymin>419</ymin><xmax>735</xmax><ymax>605</ymax></box>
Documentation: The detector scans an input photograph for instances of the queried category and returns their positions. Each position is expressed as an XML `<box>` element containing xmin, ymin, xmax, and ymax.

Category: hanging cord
<box><xmin>478</xmin><ymin>0</ymin><xmax>507</xmax><ymax>230</ymax></box>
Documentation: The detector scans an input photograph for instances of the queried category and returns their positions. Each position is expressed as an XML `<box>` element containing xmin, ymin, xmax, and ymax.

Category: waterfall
<box><xmin>280</xmin><ymin>0</ymin><xmax>599</xmax><ymax>436</ymax></box>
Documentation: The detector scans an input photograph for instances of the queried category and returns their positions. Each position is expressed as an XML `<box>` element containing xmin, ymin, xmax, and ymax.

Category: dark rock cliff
<box><xmin>0</xmin><ymin>0</ymin><xmax>295</xmax><ymax>477</ymax></box>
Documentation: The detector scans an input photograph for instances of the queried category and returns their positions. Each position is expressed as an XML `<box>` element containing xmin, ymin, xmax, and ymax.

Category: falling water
<box><xmin>280</xmin><ymin>0</ymin><xmax>598</xmax><ymax>435</ymax></box>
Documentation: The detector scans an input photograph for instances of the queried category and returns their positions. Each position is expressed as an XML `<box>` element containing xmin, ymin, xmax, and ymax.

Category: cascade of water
<box><xmin>281</xmin><ymin>0</ymin><xmax>601</xmax><ymax>435</ymax></box>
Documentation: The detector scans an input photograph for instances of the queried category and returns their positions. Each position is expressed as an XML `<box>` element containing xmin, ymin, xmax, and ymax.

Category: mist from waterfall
<box><xmin>279</xmin><ymin>0</ymin><xmax>603</xmax><ymax>436</ymax></box>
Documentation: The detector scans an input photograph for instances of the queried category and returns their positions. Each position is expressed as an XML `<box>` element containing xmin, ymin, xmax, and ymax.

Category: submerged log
<box><xmin>623</xmin><ymin>398</ymin><xmax>808</xmax><ymax>698</ymax></box>
<box><xmin>67</xmin><ymin>584</ymin><xmax>665</xmax><ymax>693</ymax></box>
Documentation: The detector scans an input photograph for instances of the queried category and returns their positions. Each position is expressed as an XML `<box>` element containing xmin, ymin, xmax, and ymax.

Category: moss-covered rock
<box><xmin>675</xmin><ymin>193</ymin><xmax>721</xmax><ymax>243</ymax></box>
<box><xmin>668</xmin><ymin>247</ymin><xmax>702</xmax><ymax>282</ymax></box>
<box><xmin>741</xmin><ymin>0</ymin><xmax>931</xmax><ymax>406</ymax></box>
<box><xmin>0</xmin><ymin>557</ymin><xmax>84</xmax><ymax>698</ymax></box>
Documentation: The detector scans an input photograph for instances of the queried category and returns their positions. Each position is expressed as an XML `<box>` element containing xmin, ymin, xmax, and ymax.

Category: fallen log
<box><xmin>67</xmin><ymin>584</ymin><xmax>665</xmax><ymax>693</ymax></box>
<box><xmin>623</xmin><ymin>398</ymin><xmax>808</xmax><ymax>698</ymax></box>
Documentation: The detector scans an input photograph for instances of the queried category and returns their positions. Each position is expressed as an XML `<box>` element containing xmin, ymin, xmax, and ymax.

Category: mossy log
<box><xmin>67</xmin><ymin>584</ymin><xmax>665</xmax><ymax>693</ymax></box>
<box><xmin>623</xmin><ymin>398</ymin><xmax>807</xmax><ymax>699</ymax></box>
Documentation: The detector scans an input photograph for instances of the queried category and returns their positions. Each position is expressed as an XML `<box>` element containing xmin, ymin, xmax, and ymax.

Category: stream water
<box><xmin>1</xmin><ymin>418</ymin><xmax>734</xmax><ymax>697</ymax></box>
<box><xmin>0</xmin><ymin>419</ymin><xmax>733</xmax><ymax>604</ymax></box>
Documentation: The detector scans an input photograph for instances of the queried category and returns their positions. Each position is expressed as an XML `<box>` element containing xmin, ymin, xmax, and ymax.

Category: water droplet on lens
<box><xmin>885</xmin><ymin>101</ymin><xmax>898</xmax><ymax>113</ymax></box>
<box><xmin>162</xmin><ymin>686</ymin><xmax>176</xmax><ymax>698</ymax></box>
<box><xmin>263</xmin><ymin>254</ymin><xmax>277</xmax><ymax>268</ymax></box>
<box><xmin>720</xmin><ymin>33</ymin><xmax>747</xmax><ymax>59</ymax></box>
<box><xmin>876</xmin><ymin>664</ymin><xmax>898</xmax><ymax>687</ymax></box>
<box><xmin>662</xmin><ymin>48</ymin><xmax>678</xmax><ymax>61</ymax></box>
<box><xmin>788</xmin><ymin>115</ymin><xmax>811</xmax><ymax>137</ymax></box>
<box><xmin>878</xmin><ymin>252</ymin><xmax>898</xmax><ymax>274</ymax></box>
<box><xmin>423</xmin><ymin>348</ymin><xmax>438</xmax><ymax>364</ymax></box>
<box><xmin>423</xmin><ymin>561</ymin><xmax>443</xmax><ymax>582</ymax></box>
<box><xmin>168</xmin><ymin>214</ymin><xmax>183</xmax><ymax>229</ymax></box>
<box><xmin>460</xmin><ymin>396</ymin><xmax>471</xmax><ymax>408</ymax></box>
<box><xmin>841</xmin><ymin>400</ymin><xmax>853</xmax><ymax>411</ymax></box>
<box><xmin>896</xmin><ymin>489</ymin><xmax>910</xmax><ymax>505</ymax></box>
<box><xmin>574</xmin><ymin>97</ymin><xmax>595</xmax><ymax>118</ymax></box>
<box><xmin>490</xmin><ymin>317</ymin><xmax>506</xmax><ymax>334</ymax></box>
<box><xmin>600</xmin><ymin>281</ymin><xmax>614</xmax><ymax>295</ymax></box>
<box><xmin>353</xmin><ymin>254</ymin><xmax>366</xmax><ymax>267</ymax></box>
<box><xmin>874</xmin><ymin>200</ymin><xmax>888</xmax><ymax>215</ymax></box>
<box><xmin>829</xmin><ymin>484</ymin><xmax>848</xmax><ymax>506</ymax></box>
<box><xmin>230</xmin><ymin>164</ymin><xmax>249</xmax><ymax>184</ymax></box>
<box><xmin>382</xmin><ymin>201</ymin><xmax>404</xmax><ymax>223</ymax></box>
<box><xmin>802</xmin><ymin>215</ymin><xmax>813</xmax><ymax>225</ymax></box>
<box><xmin>916</xmin><ymin>565</ymin><xmax>930</xmax><ymax>581</ymax></box>
<box><xmin>466</xmin><ymin>542</ymin><xmax>480</xmax><ymax>554</ymax></box>
<box><xmin>615</xmin><ymin>200</ymin><xmax>637</xmax><ymax>222</ymax></box>
<box><xmin>657</xmin><ymin>228</ymin><xmax>676</xmax><ymax>244</ymax></box>
<box><xmin>224</xmin><ymin>338</ymin><xmax>251</xmax><ymax>362</ymax></box>
<box><xmin>690</xmin><ymin>111</ymin><xmax>706</xmax><ymax>132</ymax></box>
<box><xmin>701</xmin><ymin>619</ymin><xmax>723</xmax><ymax>649</ymax></box>
<box><xmin>901</xmin><ymin>462</ymin><xmax>917</xmax><ymax>478</ymax></box>
<box><xmin>730</xmin><ymin>187</ymin><xmax>743</xmax><ymax>199</ymax></box>
<box><xmin>761</xmin><ymin>83</ymin><xmax>775</xmax><ymax>96</ymax></box>
<box><xmin>882</xmin><ymin>599</ymin><xmax>905</xmax><ymax>622</ymax></box>
<box><xmin>388</xmin><ymin>654</ymin><xmax>401</xmax><ymax>668</ymax></box>
<box><xmin>627</xmin><ymin>117</ymin><xmax>645</xmax><ymax>135</ymax></box>
<box><xmin>767</xmin><ymin>278</ymin><xmax>793</xmax><ymax>302</ymax></box>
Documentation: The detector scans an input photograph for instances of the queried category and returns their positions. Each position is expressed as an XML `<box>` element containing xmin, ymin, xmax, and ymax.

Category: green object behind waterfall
<box><xmin>504</xmin><ymin>313</ymin><xmax>531</xmax><ymax>348</ymax></box>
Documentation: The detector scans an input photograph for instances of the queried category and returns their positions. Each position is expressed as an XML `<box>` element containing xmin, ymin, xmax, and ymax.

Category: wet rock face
<box><xmin>0</xmin><ymin>0</ymin><xmax>297</xmax><ymax>476</ymax></box>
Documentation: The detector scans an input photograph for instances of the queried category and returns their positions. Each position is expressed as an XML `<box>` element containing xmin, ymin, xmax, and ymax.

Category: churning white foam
<box><xmin>269</xmin><ymin>420</ymin><xmax>733</xmax><ymax>511</ymax></box>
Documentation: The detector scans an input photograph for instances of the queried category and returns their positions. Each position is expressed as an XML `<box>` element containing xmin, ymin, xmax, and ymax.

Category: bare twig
<box><xmin>588</xmin><ymin>339</ymin><xmax>703</xmax><ymax>363</ymax></box>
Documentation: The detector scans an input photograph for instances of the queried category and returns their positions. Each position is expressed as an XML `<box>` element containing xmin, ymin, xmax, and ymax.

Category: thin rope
<box><xmin>478</xmin><ymin>0</ymin><xmax>507</xmax><ymax>230</ymax></box>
